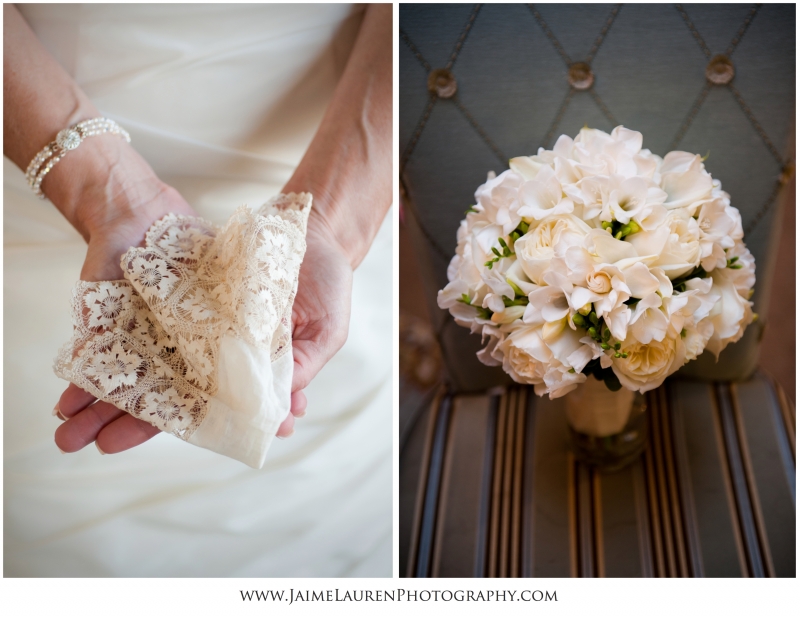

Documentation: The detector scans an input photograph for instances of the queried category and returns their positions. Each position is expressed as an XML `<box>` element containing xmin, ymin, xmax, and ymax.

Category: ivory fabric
<box><xmin>4</xmin><ymin>4</ymin><xmax>392</xmax><ymax>577</ymax></box>
<box><xmin>54</xmin><ymin>195</ymin><xmax>312</xmax><ymax>468</ymax></box>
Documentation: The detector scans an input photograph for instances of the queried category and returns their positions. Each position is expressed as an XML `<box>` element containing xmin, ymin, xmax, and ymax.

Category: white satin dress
<box><xmin>4</xmin><ymin>4</ymin><xmax>392</xmax><ymax>577</ymax></box>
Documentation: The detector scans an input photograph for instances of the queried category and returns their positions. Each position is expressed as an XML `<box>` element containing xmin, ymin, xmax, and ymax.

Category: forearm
<box><xmin>282</xmin><ymin>3</ymin><xmax>392</xmax><ymax>269</ymax></box>
<box><xmin>3</xmin><ymin>4</ymin><xmax>170</xmax><ymax>241</ymax></box>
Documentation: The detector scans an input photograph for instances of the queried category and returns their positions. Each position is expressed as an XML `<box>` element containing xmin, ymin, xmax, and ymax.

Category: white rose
<box><xmin>702</xmin><ymin>274</ymin><xmax>754</xmax><ymax>358</ymax></box>
<box><xmin>497</xmin><ymin>325</ymin><xmax>550</xmax><ymax>385</ymax></box>
<box><xmin>497</xmin><ymin>323</ymin><xmax>585</xmax><ymax>397</ymax></box>
<box><xmin>612</xmin><ymin>331</ymin><xmax>685</xmax><ymax>392</ymax></box>
<box><xmin>515</xmin><ymin>214</ymin><xmax>592</xmax><ymax>284</ymax></box>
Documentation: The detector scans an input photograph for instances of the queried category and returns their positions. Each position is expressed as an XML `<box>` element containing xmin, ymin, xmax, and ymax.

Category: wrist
<box><xmin>304</xmin><ymin>203</ymin><xmax>357</xmax><ymax>273</ymax></box>
<box><xmin>284</xmin><ymin>171</ymin><xmax>384</xmax><ymax>271</ymax></box>
<box><xmin>42</xmin><ymin>134</ymin><xmax>167</xmax><ymax>241</ymax></box>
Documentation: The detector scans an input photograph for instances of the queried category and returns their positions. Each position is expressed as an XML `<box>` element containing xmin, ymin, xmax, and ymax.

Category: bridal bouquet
<box><xmin>438</xmin><ymin>127</ymin><xmax>756</xmax><ymax>398</ymax></box>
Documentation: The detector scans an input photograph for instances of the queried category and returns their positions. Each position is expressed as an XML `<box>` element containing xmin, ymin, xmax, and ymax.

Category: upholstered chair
<box><xmin>400</xmin><ymin>4</ymin><xmax>794</xmax><ymax>577</ymax></box>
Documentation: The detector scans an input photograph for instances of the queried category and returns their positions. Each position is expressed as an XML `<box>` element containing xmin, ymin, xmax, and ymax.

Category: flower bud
<box><xmin>542</xmin><ymin>318</ymin><xmax>567</xmax><ymax>342</ymax></box>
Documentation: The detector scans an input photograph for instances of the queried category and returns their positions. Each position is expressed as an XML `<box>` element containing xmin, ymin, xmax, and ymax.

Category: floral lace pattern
<box><xmin>54</xmin><ymin>193</ymin><xmax>312</xmax><ymax>440</ymax></box>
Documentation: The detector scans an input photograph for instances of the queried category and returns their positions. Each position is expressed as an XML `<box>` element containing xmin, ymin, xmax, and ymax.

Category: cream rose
<box><xmin>586</xmin><ymin>271</ymin><xmax>612</xmax><ymax>294</ymax></box>
<box><xmin>514</xmin><ymin>214</ymin><xmax>592</xmax><ymax>284</ymax></box>
<box><xmin>498</xmin><ymin>327</ymin><xmax>550</xmax><ymax>385</ymax></box>
<box><xmin>498</xmin><ymin>323</ymin><xmax>585</xmax><ymax>395</ymax></box>
<box><xmin>612</xmin><ymin>332</ymin><xmax>685</xmax><ymax>393</ymax></box>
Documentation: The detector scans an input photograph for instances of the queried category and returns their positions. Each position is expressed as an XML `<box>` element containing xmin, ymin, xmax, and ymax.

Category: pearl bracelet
<box><xmin>25</xmin><ymin>117</ymin><xmax>131</xmax><ymax>199</ymax></box>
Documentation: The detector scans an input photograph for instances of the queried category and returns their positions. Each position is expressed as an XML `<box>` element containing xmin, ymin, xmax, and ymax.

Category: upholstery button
<box><xmin>568</xmin><ymin>62</ymin><xmax>594</xmax><ymax>90</ymax></box>
<box><xmin>706</xmin><ymin>55</ymin><xmax>735</xmax><ymax>85</ymax></box>
<box><xmin>428</xmin><ymin>68</ymin><xmax>457</xmax><ymax>98</ymax></box>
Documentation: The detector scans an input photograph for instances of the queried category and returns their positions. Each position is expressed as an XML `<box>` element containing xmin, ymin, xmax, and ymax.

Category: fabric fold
<box><xmin>54</xmin><ymin>192</ymin><xmax>311</xmax><ymax>467</ymax></box>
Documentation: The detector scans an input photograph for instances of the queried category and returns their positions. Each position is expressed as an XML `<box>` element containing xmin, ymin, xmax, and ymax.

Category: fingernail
<box><xmin>95</xmin><ymin>442</ymin><xmax>106</xmax><ymax>455</ymax></box>
<box><xmin>294</xmin><ymin>409</ymin><xmax>307</xmax><ymax>418</ymax></box>
<box><xmin>52</xmin><ymin>406</ymin><xmax>59</xmax><ymax>417</ymax></box>
<box><xmin>276</xmin><ymin>428</ymin><xmax>295</xmax><ymax>440</ymax></box>
<box><xmin>58</xmin><ymin>447</ymin><xmax>66</xmax><ymax>454</ymax></box>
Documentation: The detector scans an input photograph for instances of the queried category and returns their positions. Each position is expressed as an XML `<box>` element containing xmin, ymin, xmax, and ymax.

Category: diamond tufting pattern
<box><xmin>400</xmin><ymin>3</ymin><xmax>795</xmax><ymax>391</ymax></box>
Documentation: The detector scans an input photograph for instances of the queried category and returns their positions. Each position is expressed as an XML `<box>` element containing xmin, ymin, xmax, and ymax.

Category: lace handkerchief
<box><xmin>54</xmin><ymin>193</ymin><xmax>311</xmax><ymax>468</ymax></box>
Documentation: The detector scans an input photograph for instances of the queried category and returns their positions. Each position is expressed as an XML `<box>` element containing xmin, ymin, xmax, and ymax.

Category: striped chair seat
<box><xmin>401</xmin><ymin>373</ymin><xmax>795</xmax><ymax>577</ymax></box>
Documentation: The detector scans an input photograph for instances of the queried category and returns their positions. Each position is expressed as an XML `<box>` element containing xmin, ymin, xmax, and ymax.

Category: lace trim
<box><xmin>54</xmin><ymin>193</ymin><xmax>312</xmax><ymax>440</ymax></box>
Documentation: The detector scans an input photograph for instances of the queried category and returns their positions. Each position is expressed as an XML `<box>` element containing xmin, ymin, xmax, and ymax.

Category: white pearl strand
<box><xmin>25</xmin><ymin>117</ymin><xmax>131</xmax><ymax>199</ymax></box>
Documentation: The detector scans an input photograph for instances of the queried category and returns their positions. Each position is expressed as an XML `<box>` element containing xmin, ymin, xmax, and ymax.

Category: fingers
<box><xmin>290</xmin><ymin>327</ymin><xmax>348</xmax><ymax>393</ymax></box>
<box><xmin>290</xmin><ymin>390</ymin><xmax>307</xmax><ymax>418</ymax></box>
<box><xmin>55</xmin><ymin>383</ymin><xmax>96</xmax><ymax>420</ymax></box>
<box><xmin>95</xmin><ymin>414</ymin><xmax>161</xmax><ymax>454</ymax></box>
<box><xmin>273</xmin><ymin>391</ymin><xmax>306</xmax><ymax>440</ymax></box>
<box><xmin>54</xmin><ymin>386</ymin><xmax>305</xmax><ymax>450</ymax></box>
<box><xmin>55</xmin><ymin>400</ymin><xmax>126</xmax><ymax>453</ymax></box>
<box><xmin>55</xmin><ymin>377</ymin><xmax>308</xmax><ymax>451</ymax></box>
<box><xmin>276</xmin><ymin>412</ymin><xmax>295</xmax><ymax>439</ymax></box>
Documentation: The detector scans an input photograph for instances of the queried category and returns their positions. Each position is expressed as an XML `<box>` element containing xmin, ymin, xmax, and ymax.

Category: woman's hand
<box><xmin>281</xmin><ymin>214</ymin><xmax>354</xmax><ymax>437</ymax></box>
<box><xmin>53</xmin><ymin>175</ymin><xmax>194</xmax><ymax>454</ymax></box>
<box><xmin>6</xmin><ymin>2</ymin><xmax>390</xmax><ymax>455</ymax></box>
<box><xmin>52</xmin><ymin>171</ymin><xmax>310</xmax><ymax>453</ymax></box>
<box><xmin>278</xmin><ymin>2</ymin><xmax>392</xmax><ymax>430</ymax></box>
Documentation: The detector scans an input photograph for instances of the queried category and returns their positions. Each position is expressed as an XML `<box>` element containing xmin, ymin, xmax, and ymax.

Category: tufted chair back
<box><xmin>400</xmin><ymin>3</ymin><xmax>795</xmax><ymax>392</ymax></box>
